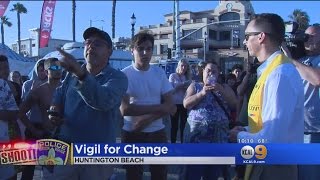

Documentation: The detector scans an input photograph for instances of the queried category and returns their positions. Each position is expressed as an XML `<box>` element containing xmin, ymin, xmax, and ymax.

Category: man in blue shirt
<box><xmin>44</xmin><ymin>27</ymin><xmax>128</xmax><ymax>179</ymax></box>
<box><xmin>287</xmin><ymin>26</ymin><xmax>320</xmax><ymax>180</ymax></box>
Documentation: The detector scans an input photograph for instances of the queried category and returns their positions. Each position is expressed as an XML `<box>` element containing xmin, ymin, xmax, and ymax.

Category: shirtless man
<box><xmin>19</xmin><ymin>57</ymin><xmax>62</xmax><ymax>138</ymax></box>
<box><xmin>18</xmin><ymin>58</ymin><xmax>62</xmax><ymax>180</ymax></box>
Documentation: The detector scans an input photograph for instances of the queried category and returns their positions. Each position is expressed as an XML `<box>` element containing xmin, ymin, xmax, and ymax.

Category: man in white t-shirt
<box><xmin>120</xmin><ymin>31</ymin><xmax>176</xmax><ymax>180</ymax></box>
<box><xmin>0</xmin><ymin>79</ymin><xmax>19</xmax><ymax>180</ymax></box>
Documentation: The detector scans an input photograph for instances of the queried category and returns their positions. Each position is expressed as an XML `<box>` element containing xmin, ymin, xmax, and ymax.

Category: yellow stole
<box><xmin>244</xmin><ymin>54</ymin><xmax>291</xmax><ymax>180</ymax></box>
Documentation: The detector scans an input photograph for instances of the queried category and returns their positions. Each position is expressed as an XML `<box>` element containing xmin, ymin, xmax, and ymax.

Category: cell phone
<box><xmin>47</xmin><ymin>110</ymin><xmax>60</xmax><ymax>117</ymax></box>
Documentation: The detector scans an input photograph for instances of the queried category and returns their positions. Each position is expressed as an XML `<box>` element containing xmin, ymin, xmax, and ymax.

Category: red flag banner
<box><xmin>0</xmin><ymin>1</ymin><xmax>10</xmax><ymax>17</ymax></box>
<box><xmin>39</xmin><ymin>0</ymin><xmax>56</xmax><ymax>48</ymax></box>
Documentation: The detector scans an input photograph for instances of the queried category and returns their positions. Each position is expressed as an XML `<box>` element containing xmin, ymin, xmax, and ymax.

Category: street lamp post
<box><xmin>175</xmin><ymin>0</ymin><xmax>181</xmax><ymax>59</ymax></box>
<box><xmin>130</xmin><ymin>13</ymin><xmax>136</xmax><ymax>39</ymax></box>
<box><xmin>178</xmin><ymin>19</ymin><xmax>249</xmax><ymax>41</ymax></box>
<box><xmin>203</xmin><ymin>31</ymin><xmax>207</xmax><ymax>61</ymax></box>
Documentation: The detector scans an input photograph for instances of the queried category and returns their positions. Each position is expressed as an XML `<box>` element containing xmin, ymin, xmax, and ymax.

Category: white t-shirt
<box><xmin>0</xmin><ymin>79</ymin><xmax>18</xmax><ymax>179</ymax></box>
<box><xmin>122</xmin><ymin>65</ymin><xmax>173</xmax><ymax>132</ymax></box>
<box><xmin>169</xmin><ymin>73</ymin><xmax>188</xmax><ymax>104</ymax></box>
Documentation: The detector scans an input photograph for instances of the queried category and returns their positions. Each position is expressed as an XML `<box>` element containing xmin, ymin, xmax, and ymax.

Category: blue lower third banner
<box><xmin>2</xmin><ymin>140</ymin><xmax>320</xmax><ymax>165</ymax></box>
<box><xmin>71</xmin><ymin>143</ymin><xmax>320</xmax><ymax>165</ymax></box>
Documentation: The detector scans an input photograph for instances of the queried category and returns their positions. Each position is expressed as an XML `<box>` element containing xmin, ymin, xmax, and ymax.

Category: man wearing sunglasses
<box><xmin>18</xmin><ymin>58</ymin><xmax>62</xmax><ymax>180</ymax></box>
<box><xmin>229</xmin><ymin>13</ymin><xmax>304</xmax><ymax>180</ymax></box>
<box><xmin>282</xmin><ymin>25</ymin><xmax>320</xmax><ymax>180</ymax></box>
<box><xmin>44</xmin><ymin>27</ymin><xmax>128</xmax><ymax>179</ymax></box>
<box><xmin>19</xmin><ymin>58</ymin><xmax>62</xmax><ymax>138</ymax></box>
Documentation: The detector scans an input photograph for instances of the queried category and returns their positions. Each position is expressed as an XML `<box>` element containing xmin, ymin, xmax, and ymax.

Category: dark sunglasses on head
<box><xmin>48</xmin><ymin>65</ymin><xmax>62</xmax><ymax>71</ymax></box>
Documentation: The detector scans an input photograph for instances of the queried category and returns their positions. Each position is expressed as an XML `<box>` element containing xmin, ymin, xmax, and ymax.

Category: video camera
<box><xmin>284</xmin><ymin>21</ymin><xmax>308</xmax><ymax>59</ymax></box>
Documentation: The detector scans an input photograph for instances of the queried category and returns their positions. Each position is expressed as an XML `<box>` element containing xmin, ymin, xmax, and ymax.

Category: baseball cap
<box><xmin>83</xmin><ymin>27</ymin><xmax>112</xmax><ymax>48</ymax></box>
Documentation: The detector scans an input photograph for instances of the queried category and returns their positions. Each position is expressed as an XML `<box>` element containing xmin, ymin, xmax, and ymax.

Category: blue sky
<box><xmin>2</xmin><ymin>1</ymin><xmax>319</xmax><ymax>46</ymax></box>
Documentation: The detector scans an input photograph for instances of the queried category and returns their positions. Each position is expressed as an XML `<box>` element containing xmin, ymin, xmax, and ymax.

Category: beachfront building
<box><xmin>140</xmin><ymin>0</ymin><xmax>255</xmax><ymax>73</ymax></box>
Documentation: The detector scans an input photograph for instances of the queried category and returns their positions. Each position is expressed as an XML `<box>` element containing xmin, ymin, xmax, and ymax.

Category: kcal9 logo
<box><xmin>240</xmin><ymin>145</ymin><xmax>267</xmax><ymax>160</ymax></box>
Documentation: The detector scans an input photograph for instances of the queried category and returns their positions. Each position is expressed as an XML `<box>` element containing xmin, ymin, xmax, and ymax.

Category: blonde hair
<box><xmin>175</xmin><ymin>59</ymin><xmax>191</xmax><ymax>80</ymax></box>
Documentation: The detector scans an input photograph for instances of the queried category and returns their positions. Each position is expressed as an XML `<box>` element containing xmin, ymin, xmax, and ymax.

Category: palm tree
<box><xmin>0</xmin><ymin>16</ymin><xmax>12</xmax><ymax>45</ymax></box>
<box><xmin>10</xmin><ymin>2</ymin><xmax>27</xmax><ymax>55</ymax></box>
<box><xmin>288</xmin><ymin>9</ymin><xmax>310</xmax><ymax>31</ymax></box>
<box><xmin>72</xmin><ymin>0</ymin><xmax>76</xmax><ymax>42</ymax></box>
<box><xmin>111</xmin><ymin>0</ymin><xmax>116</xmax><ymax>40</ymax></box>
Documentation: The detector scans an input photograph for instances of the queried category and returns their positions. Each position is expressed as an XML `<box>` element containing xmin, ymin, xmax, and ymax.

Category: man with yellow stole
<box><xmin>229</xmin><ymin>13</ymin><xmax>304</xmax><ymax>180</ymax></box>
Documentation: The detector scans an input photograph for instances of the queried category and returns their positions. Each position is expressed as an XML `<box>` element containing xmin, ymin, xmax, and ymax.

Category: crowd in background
<box><xmin>0</xmin><ymin>12</ymin><xmax>320</xmax><ymax>180</ymax></box>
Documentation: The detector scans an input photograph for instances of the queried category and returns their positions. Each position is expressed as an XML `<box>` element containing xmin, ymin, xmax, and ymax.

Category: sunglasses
<box><xmin>84</xmin><ymin>39</ymin><xmax>108</xmax><ymax>47</ymax></box>
<box><xmin>244</xmin><ymin>32</ymin><xmax>262</xmax><ymax>41</ymax></box>
<box><xmin>48</xmin><ymin>65</ymin><xmax>62</xmax><ymax>71</ymax></box>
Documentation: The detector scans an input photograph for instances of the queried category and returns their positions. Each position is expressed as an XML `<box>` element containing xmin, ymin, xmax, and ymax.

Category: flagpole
<box><xmin>38</xmin><ymin>1</ymin><xmax>45</xmax><ymax>59</ymax></box>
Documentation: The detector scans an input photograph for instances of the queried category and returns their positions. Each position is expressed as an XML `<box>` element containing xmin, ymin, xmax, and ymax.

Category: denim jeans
<box><xmin>121</xmin><ymin>129</ymin><xmax>167</xmax><ymax>180</ymax></box>
<box><xmin>170</xmin><ymin>104</ymin><xmax>187</xmax><ymax>143</ymax></box>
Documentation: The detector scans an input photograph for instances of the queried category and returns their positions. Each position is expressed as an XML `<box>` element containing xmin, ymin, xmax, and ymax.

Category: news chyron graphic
<box><xmin>1</xmin><ymin>142</ymin><xmax>275</xmax><ymax>165</ymax></box>
<box><xmin>240</xmin><ymin>145</ymin><xmax>267</xmax><ymax>164</ymax></box>
<box><xmin>0</xmin><ymin>139</ymin><xmax>70</xmax><ymax>165</ymax></box>
<box><xmin>0</xmin><ymin>142</ymin><xmax>37</xmax><ymax>165</ymax></box>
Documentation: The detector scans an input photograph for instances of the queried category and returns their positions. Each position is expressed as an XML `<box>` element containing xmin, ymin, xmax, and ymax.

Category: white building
<box><xmin>140</xmin><ymin>0</ymin><xmax>255</xmax><ymax>73</ymax></box>
<box><xmin>11</xmin><ymin>28</ymin><xmax>73</xmax><ymax>60</ymax></box>
<box><xmin>114</xmin><ymin>37</ymin><xmax>131</xmax><ymax>50</ymax></box>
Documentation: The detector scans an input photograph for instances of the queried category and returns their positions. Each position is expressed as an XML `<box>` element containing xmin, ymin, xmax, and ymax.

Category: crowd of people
<box><xmin>0</xmin><ymin>12</ymin><xmax>320</xmax><ymax>180</ymax></box>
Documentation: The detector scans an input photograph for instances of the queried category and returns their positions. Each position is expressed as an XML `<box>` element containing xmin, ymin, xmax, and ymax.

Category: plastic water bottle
<box><xmin>207</xmin><ymin>74</ymin><xmax>216</xmax><ymax>85</ymax></box>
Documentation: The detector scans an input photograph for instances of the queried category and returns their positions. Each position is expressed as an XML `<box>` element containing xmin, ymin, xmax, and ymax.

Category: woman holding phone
<box><xmin>183</xmin><ymin>61</ymin><xmax>237</xmax><ymax>180</ymax></box>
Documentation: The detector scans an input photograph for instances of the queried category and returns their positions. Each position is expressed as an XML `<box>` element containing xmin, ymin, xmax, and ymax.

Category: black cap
<box><xmin>83</xmin><ymin>27</ymin><xmax>112</xmax><ymax>47</ymax></box>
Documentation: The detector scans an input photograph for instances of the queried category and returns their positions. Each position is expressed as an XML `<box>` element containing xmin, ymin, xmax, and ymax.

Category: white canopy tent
<box><xmin>0</xmin><ymin>43</ymin><xmax>35</xmax><ymax>76</ymax></box>
<box><xmin>44</xmin><ymin>42</ymin><xmax>133</xmax><ymax>70</ymax></box>
<box><xmin>44</xmin><ymin>42</ymin><xmax>85</xmax><ymax>61</ymax></box>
